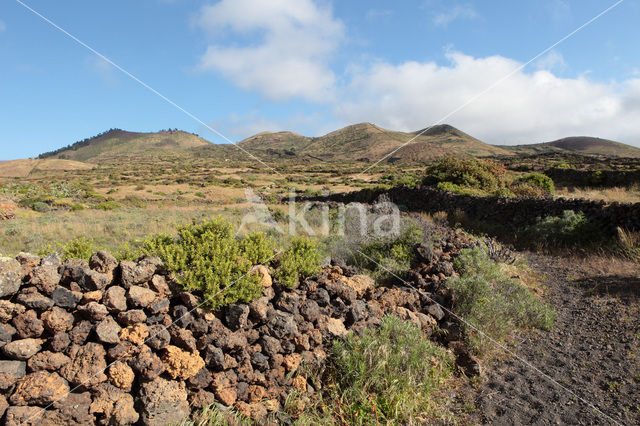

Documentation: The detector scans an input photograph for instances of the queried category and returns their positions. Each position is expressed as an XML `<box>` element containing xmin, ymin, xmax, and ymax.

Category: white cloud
<box><xmin>337</xmin><ymin>52</ymin><xmax>640</xmax><ymax>145</ymax></box>
<box><xmin>535</xmin><ymin>50</ymin><xmax>567</xmax><ymax>72</ymax></box>
<box><xmin>0</xmin><ymin>20</ymin><xmax>6</xmax><ymax>32</ymax></box>
<box><xmin>196</xmin><ymin>0</ymin><xmax>344</xmax><ymax>102</ymax></box>
<box><xmin>432</xmin><ymin>4</ymin><xmax>478</xmax><ymax>27</ymax></box>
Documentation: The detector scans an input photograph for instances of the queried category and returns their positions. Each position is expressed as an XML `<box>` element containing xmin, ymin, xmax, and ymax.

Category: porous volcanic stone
<box><xmin>128</xmin><ymin>285</ymin><xmax>157</xmax><ymax>308</ymax></box>
<box><xmin>225</xmin><ymin>304</ymin><xmax>250</xmax><ymax>331</ymax></box>
<box><xmin>95</xmin><ymin>316</ymin><xmax>122</xmax><ymax>344</ymax></box>
<box><xmin>103</xmin><ymin>285</ymin><xmax>127</xmax><ymax>311</ymax></box>
<box><xmin>139</xmin><ymin>378</ymin><xmax>190</xmax><ymax>426</ymax></box>
<box><xmin>60</xmin><ymin>343</ymin><xmax>107</xmax><ymax>388</ymax></box>
<box><xmin>0</xmin><ymin>257</ymin><xmax>22</xmax><ymax>298</ymax></box>
<box><xmin>9</xmin><ymin>370</ymin><xmax>70</xmax><ymax>406</ymax></box>
<box><xmin>27</xmin><ymin>351</ymin><xmax>70</xmax><ymax>371</ymax></box>
<box><xmin>52</xmin><ymin>286</ymin><xmax>81</xmax><ymax>309</ymax></box>
<box><xmin>89</xmin><ymin>250</ymin><xmax>118</xmax><ymax>274</ymax></box>
<box><xmin>28</xmin><ymin>264</ymin><xmax>60</xmax><ymax>296</ymax></box>
<box><xmin>41</xmin><ymin>306</ymin><xmax>74</xmax><ymax>333</ymax></box>
<box><xmin>161</xmin><ymin>345</ymin><xmax>205</xmax><ymax>380</ymax></box>
<box><xmin>12</xmin><ymin>309</ymin><xmax>44</xmax><ymax>339</ymax></box>
<box><xmin>108</xmin><ymin>361</ymin><xmax>135</xmax><ymax>391</ymax></box>
<box><xmin>90</xmin><ymin>383</ymin><xmax>139</xmax><ymax>425</ymax></box>
<box><xmin>2</xmin><ymin>338</ymin><xmax>42</xmax><ymax>360</ymax></box>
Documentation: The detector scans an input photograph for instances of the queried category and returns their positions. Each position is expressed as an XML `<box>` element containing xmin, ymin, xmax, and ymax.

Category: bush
<box><xmin>350</xmin><ymin>223</ymin><xmax>426</xmax><ymax>282</ymax></box>
<box><xmin>423</xmin><ymin>157</ymin><xmax>508</xmax><ymax>196</ymax></box>
<box><xmin>56</xmin><ymin>237</ymin><xmax>95</xmax><ymax>261</ymax></box>
<box><xmin>326</xmin><ymin>315</ymin><xmax>454</xmax><ymax>424</ymax></box>
<box><xmin>32</xmin><ymin>201</ymin><xmax>52</xmax><ymax>213</ymax></box>
<box><xmin>93</xmin><ymin>201</ymin><xmax>121</xmax><ymax>211</ymax></box>
<box><xmin>445</xmin><ymin>247</ymin><xmax>555</xmax><ymax>355</ymax></box>
<box><xmin>137</xmin><ymin>218</ymin><xmax>272</xmax><ymax>309</ymax></box>
<box><xmin>520</xmin><ymin>210</ymin><xmax>603</xmax><ymax>248</ymax></box>
<box><xmin>516</xmin><ymin>172</ymin><xmax>555</xmax><ymax>194</ymax></box>
<box><xmin>274</xmin><ymin>237</ymin><xmax>322</xmax><ymax>289</ymax></box>
<box><xmin>508</xmin><ymin>181</ymin><xmax>550</xmax><ymax>198</ymax></box>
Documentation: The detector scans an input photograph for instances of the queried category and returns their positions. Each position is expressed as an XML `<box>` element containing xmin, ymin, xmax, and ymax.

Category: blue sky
<box><xmin>1</xmin><ymin>0</ymin><xmax>639</xmax><ymax>160</ymax></box>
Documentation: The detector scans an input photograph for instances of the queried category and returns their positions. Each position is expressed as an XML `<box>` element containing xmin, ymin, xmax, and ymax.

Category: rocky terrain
<box><xmin>0</xmin><ymin>231</ymin><xmax>473</xmax><ymax>425</ymax></box>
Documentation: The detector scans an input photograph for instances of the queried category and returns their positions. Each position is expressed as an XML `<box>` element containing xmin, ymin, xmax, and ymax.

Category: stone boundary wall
<box><xmin>311</xmin><ymin>186</ymin><xmax>640</xmax><ymax>234</ymax></box>
<box><xmin>544</xmin><ymin>168</ymin><xmax>640</xmax><ymax>188</ymax></box>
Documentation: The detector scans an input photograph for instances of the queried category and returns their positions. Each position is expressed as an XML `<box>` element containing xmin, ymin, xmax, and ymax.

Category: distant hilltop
<box><xmin>36</xmin><ymin>124</ymin><xmax>640</xmax><ymax>164</ymax></box>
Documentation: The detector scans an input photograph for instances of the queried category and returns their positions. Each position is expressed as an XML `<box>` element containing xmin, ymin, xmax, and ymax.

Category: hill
<box><xmin>504</xmin><ymin>136</ymin><xmax>640</xmax><ymax>158</ymax></box>
<box><xmin>0</xmin><ymin>159</ymin><xmax>95</xmax><ymax>178</ymax></box>
<box><xmin>238</xmin><ymin>123</ymin><xmax>512</xmax><ymax>162</ymax></box>
<box><xmin>39</xmin><ymin>129</ymin><xmax>212</xmax><ymax>162</ymax></box>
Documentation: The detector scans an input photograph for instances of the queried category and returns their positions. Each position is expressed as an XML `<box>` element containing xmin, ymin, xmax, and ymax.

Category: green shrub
<box><xmin>135</xmin><ymin>218</ymin><xmax>273</xmax><ymax>309</ymax></box>
<box><xmin>93</xmin><ymin>201</ymin><xmax>121</xmax><ymax>211</ymax></box>
<box><xmin>521</xmin><ymin>210</ymin><xmax>603</xmax><ymax>248</ymax></box>
<box><xmin>445</xmin><ymin>248</ymin><xmax>555</xmax><ymax>355</ymax></box>
<box><xmin>327</xmin><ymin>315</ymin><xmax>454</xmax><ymax>424</ymax></box>
<box><xmin>274</xmin><ymin>237</ymin><xmax>322</xmax><ymax>289</ymax></box>
<box><xmin>32</xmin><ymin>201</ymin><xmax>51</xmax><ymax>213</ymax></box>
<box><xmin>56</xmin><ymin>237</ymin><xmax>95</xmax><ymax>261</ymax></box>
<box><xmin>508</xmin><ymin>181</ymin><xmax>550</xmax><ymax>198</ymax></box>
<box><xmin>516</xmin><ymin>172</ymin><xmax>555</xmax><ymax>194</ymax></box>
<box><xmin>350</xmin><ymin>224</ymin><xmax>425</xmax><ymax>282</ymax></box>
<box><xmin>423</xmin><ymin>157</ymin><xmax>508</xmax><ymax>196</ymax></box>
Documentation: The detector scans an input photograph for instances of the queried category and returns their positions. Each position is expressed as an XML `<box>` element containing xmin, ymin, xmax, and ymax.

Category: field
<box><xmin>1</xmin><ymin>148</ymin><xmax>639</xmax><ymax>425</ymax></box>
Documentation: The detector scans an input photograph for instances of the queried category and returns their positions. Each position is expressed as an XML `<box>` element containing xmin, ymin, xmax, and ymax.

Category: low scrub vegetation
<box><xmin>309</xmin><ymin>315</ymin><xmax>455</xmax><ymax>424</ymax></box>
<box><xmin>423</xmin><ymin>157</ymin><xmax>555</xmax><ymax>198</ymax></box>
<box><xmin>123</xmin><ymin>218</ymin><xmax>321</xmax><ymax>309</ymax></box>
<box><xmin>446</xmin><ymin>247</ymin><xmax>555</xmax><ymax>355</ymax></box>
<box><xmin>519</xmin><ymin>210</ymin><xmax>604</xmax><ymax>249</ymax></box>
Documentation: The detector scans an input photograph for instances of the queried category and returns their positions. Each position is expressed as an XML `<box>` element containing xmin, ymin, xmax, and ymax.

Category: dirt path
<box><xmin>473</xmin><ymin>254</ymin><xmax>640</xmax><ymax>425</ymax></box>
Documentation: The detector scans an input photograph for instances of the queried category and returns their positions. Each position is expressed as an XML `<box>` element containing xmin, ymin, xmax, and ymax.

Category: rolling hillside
<box><xmin>39</xmin><ymin>129</ymin><xmax>212</xmax><ymax>162</ymax></box>
<box><xmin>238</xmin><ymin>123</ymin><xmax>513</xmax><ymax>162</ymax></box>
<box><xmin>505</xmin><ymin>136</ymin><xmax>640</xmax><ymax>158</ymax></box>
<box><xmin>35</xmin><ymin>125</ymin><xmax>640</xmax><ymax>166</ymax></box>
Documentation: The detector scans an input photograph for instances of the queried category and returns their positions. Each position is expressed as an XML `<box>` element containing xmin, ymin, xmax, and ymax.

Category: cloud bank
<box><xmin>197</xmin><ymin>0</ymin><xmax>640</xmax><ymax>145</ymax></box>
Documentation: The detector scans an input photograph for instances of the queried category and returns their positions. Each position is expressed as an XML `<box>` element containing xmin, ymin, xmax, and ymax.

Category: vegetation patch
<box><xmin>446</xmin><ymin>247</ymin><xmax>555</xmax><ymax>355</ymax></box>
<box><xmin>319</xmin><ymin>315</ymin><xmax>455</xmax><ymax>424</ymax></box>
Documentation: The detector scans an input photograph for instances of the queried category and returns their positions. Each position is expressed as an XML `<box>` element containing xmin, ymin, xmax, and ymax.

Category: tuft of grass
<box><xmin>323</xmin><ymin>315</ymin><xmax>455</xmax><ymax>425</ymax></box>
<box><xmin>446</xmin><ymin>247</ymin><xmax>556</xmax><ymax>355</ymax></box>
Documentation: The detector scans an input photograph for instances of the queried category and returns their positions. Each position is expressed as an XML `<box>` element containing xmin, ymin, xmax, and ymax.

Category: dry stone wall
<box><xmin>0</xmin><ymin>230</ymin><xmax>471</xmax><ymax>425</ymax></box>
<box><xmin>312</xmin><ymin>186</ymin><xmax>640</xmax><ymax>235</ymax></box>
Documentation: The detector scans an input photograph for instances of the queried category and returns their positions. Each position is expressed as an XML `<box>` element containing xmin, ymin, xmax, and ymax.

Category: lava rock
<box><xmin>138</xmin><ymin>378</ymin><xmax>190</xmax><ymax>426</ymax></box>
<box><xmin>60</xmin><ymin>343</ymin><xmax>108</xmax><ymax>388</ymax></box>
<box><xmin>0</xmin><ymin>257</ymin><xmax>22</xmax><ymax>298</ymax></box>
<box><xmin>2</xmin><ymin>338</ymin><xmax>43</xmax><ymax>360</ymax></box>
<box><xmin>9</xmin><ymin>370</ymin><xmax>70</xmax><ymax>406</ymax></box>
<box><xmin>27</xmin><ymin>351</ymin><xmax>70</xmax><ymax>371</ymax></box>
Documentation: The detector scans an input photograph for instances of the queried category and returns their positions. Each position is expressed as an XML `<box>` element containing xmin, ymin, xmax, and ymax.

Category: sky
<box><xmin>1</xmin><ymin>0</ymin><xmax>639</xmax><ymax>160</ymax></box>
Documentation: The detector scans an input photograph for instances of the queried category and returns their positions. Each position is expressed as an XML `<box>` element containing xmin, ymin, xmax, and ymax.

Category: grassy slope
<box><xmin>46</xmin><ymin>129</ymin><xmax>212</xmax><ymax>162</ymax></box>
<box><xmin>0</xmin><ymin>159</ymin><xmax>95</xmax><ymax>178</ymax></box>
<box><xmin>504</xmin><ymin>136</ymin><xmax>640</xmax><ymax>158</ymax></box>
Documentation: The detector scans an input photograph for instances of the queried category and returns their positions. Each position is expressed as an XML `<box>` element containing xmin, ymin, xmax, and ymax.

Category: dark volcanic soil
<box><xmin>473</xmin><ymin>254</ymin><xmax>640</xmax><ymax>425</ymax></box>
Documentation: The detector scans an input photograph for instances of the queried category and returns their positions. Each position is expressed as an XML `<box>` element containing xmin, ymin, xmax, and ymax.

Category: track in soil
<box><xmin>474</xmin><ymin>253</ymin><xmax>640</xmax><ymax>425</ymax></box>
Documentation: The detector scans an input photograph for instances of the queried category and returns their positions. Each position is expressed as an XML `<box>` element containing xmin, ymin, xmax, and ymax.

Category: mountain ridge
<box><xmin>37</xmin><ymin>124</ymin><xmax>640</xmax><ymax>163</ymax></box>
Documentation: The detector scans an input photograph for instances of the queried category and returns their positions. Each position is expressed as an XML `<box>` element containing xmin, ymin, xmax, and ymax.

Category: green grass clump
<box><xmin>325</xmin><ymin>315</ymin><xmax>455</xmax><ymax>424</ymax></box>
<box><xmin>516</xmin><ymin>172</ymin><xmax>555</xmax><ymax>194</ymax></box>
<box><xmin>274</xmin><ymin>237</ymin><xmax>322</xmax><ymax>289</ymax></box>
<box><xmin>445</xmin><ymin>247</ymin><xmax>555</xmax><ymax>355</ymax></box>
<box><xmin>350</xmin><ymin>224</ymin><xmax>426</xmax><ymax>282</ymax></box>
